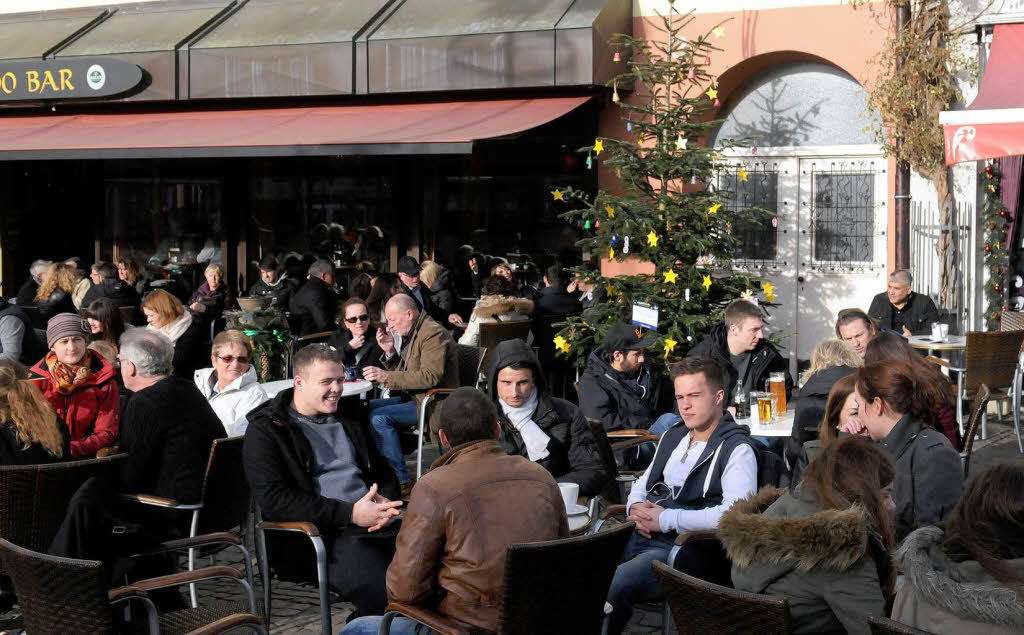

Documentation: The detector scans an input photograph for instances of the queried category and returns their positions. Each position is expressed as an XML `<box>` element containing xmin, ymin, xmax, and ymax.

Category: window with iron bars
<box><xmin>809</xmin><ymin>165</ymin><xmax>876</xmax><ymax>266</ymax></box>
<box><xmin>716</xmin><ymin>164</ymin><xmax>781</xmax><ymax>266</ymax></box>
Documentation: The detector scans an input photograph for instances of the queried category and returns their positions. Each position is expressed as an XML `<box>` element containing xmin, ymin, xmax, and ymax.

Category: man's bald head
<box><xmin>384</xmin><ymin>293</ymin><xmax>420</xmax><ymax>337</ymax></box>
<box><xmin>385</xmin><ymin>293</ymin><xmax>419</xmax><ymax>315</ymax></box>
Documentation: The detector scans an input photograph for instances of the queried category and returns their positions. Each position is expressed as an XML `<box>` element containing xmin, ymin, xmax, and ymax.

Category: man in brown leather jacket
<box><xmin>340</xmin><ymin>387</ymin><xmax>568</xmax><ymax>635</ymax></box>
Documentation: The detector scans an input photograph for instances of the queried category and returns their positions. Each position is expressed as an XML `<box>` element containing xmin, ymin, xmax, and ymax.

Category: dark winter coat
<box><xmin>893</xmin><ymin>525</ymin><xmax>1024</xmax><ymax>634</ymax></box>
<box><xmin>400</xmin><ymin>281</ymin><xmax>448</xmax><ymax>326</ymax></box>
<box><xmin>487</xmin><ymin>339</ymin><xmax>609</xmax><ymax>497</ymax></box>
<box><xmin>289</xmin><ymin>277</ymin><xmax>339</xmax><ymax>336</ymax></box>
<box><xmin>0</xmin><ymin>299</ymin><xmax>46</xmax><ymax>364</ymax></box>
<box><xmin>247</xmin><ymin>276</ymin><xmax>298</xmax><ymax>309</ymax></box>
<box><xmin>243</xmin><ymin>388</ymin><xmax>399</xmax><ymax>581</ymax></box>
<box><xmin>327</xmin><ymin>325</ymin><xmax>383</xmax><ymax>373</ymax></box>
<box><xmin>0</xmin><ymin>415</ymin><xmax>70</xmax><ymax>465</ymax></box>
<box><xmin>428</xmin><ymin>269</ymin><xmax>456</xmax><ymax>316</ymax></box>
<box><xmin>80</xmin><ymin>278</ymin><xmax>140</xmax><ymax>312</ymax></box>
<box><xmin>188</xmin><ymin>282</ymin><xmax>235</xmax><ymax>325</ymax></box>
<box><xmin>785</xmin><ymin>365</ymin><xmax>857</xmax><ymax>469</ymax></box>
<box><xmin>881</xmin><ymin>414</ymin><xmax>964</xmax><ymax>540</ymax></box>
<box><xmin>721</xmin><ymin>487</ymin><xmax>888</xmax><ymax>635</ymax></box>
<box><xmin>687</xmin><ymin>322</ymin><xmax>794</xmax><ymax>402</ymax></box>
<box><xmin>15</xmin><ymin>276</ymin><xmax>39</xmax><ymax>306</ymax></box>
<box><xmin>36</xmin><ymin>289</ymin><xmax>75</xmax><ymax>322</ymax></box>
<box><xmin>578</xmin><ymin>348</ymin><xmax>673</xmax><ymax>432</ymax></box>
<box><xmin>533</xmin><ymin>285</ymin><xmax>582</xmax><ymax>318</ymax></box>
<box><xmin>868</xmin><ymin>291</ymin><xmax>940</xmax><ymax>336</ymax></box>
<box><xmin>169</xmin><ymin>319</ymin><xmax>211</xmax><ymax>381</ymax></box>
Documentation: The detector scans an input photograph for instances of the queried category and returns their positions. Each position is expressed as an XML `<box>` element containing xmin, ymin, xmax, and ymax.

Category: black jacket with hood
<box><xmin>81</xmin><ymin>278</ymin><xmax>140</xmax><ymax>312</ymax></box>
<box><xmin>488</xmin><ymin>339</ymin><xmax>610</xmax><ymax>497</ymax></box>
<box><xmin>289</xmin><ymin>277</ymin><xmax>339</xmax><ymax>336</ymax></box>
<box><xmin>578</xmin><ymin>347</ymin><xmax>673</xmax><ymax>432</ymax></box>
<box><xmin>785</xmin><ymin>364</ymin><xmax>857</xmax><ymax>469</ymax></box>
<box><xmin>687</xmin><ymin>322</ymin><xmax>793</xmax><ymax>403</ymax></box>
<box><xmin>247</xmin><ymin>275</ymin><xmax>298</xmax><ymax>309</ymax></box>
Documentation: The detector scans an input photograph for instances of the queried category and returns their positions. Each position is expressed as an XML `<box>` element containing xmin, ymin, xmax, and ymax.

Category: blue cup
<box><xmin>344</xmin><ymin>365</ymin><xmax>360</xmax><ymax>381</ymax></box>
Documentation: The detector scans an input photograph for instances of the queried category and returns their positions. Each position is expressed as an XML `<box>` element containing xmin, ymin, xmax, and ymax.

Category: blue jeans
<box><xmin>649</xmin><ymin>413</ymin><xmax>680</xmax><ymax>438</ymax></box>
<box><xmin>341</xmin><ymin>615</ymin><xmax>432</xmax><ymax>635</ymax></box>
<box><xmin>368</xmin><ymin>397</ymin><xmax>418</xmax><ymax>484</ymax></box>
<box><xmin>606</xmin><ymin>532</ymin><xmax>675</xmax><ymax>635</ymax></box>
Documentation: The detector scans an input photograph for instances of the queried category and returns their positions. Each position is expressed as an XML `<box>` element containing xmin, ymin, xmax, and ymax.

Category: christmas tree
<box><xmin>551</xmin><ymin>9</ymin><xmax>773</xmax><ymax>366</ymax></box>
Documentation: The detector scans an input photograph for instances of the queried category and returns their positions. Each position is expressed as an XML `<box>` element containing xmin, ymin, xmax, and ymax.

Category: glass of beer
<box><xmin>769</xmin><ymin>372</ymin><xmax>787</xmax><ymax>415</ymax></box>
<box><xmin>755</xmin><ymin>392</ymin><xmax>772</xmax><ymax>424</ymax></box>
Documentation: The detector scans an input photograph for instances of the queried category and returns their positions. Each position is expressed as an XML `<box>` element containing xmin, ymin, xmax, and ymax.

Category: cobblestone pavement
<box><xmin>1</xmin><ymin>419</ymin><xmax>1015</xmax><ymax>634</ymax></box>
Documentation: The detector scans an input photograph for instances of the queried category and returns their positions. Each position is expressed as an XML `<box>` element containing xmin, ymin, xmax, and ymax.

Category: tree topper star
<box><xmin>593</xmin><ymin>139</ymin><xmax>604</xmax><ymax>156</ymax></box>
<box><xmin>647</xmin><ymin>231</ymin><xmax>659</xmax><ymax>247</ymax></box>
<box><xmin>663</xmin><ymin>269</ymin><xmax>679</xmax><ymax>284</ymax></box>
<box><xmin>551</xmin><ymin>189</ymin><xmax>564</xmax><ymax>201</ymax></box>
<box><xmin>702</xmin><ymin>274</ymin><xmax>713</xmax><ymax>291</ymax></box>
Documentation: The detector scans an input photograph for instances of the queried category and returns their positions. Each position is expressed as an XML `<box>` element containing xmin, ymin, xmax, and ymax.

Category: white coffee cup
<box><xmin>931</xmin><ymin>323</ymin><xmax>942</xmax><ymax>341</ymax></box>
<box><xmin>940</xmin><ymin>323</ymin><xmax>949</xmax><ymax>342</ymax></box>
<box><xmin>558</xmin><ymin>482</ymin><xmax>580</xmax><ymax>511</ymax></box>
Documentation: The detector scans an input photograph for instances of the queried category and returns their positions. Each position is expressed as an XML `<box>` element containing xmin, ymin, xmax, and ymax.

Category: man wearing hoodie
<box><xmin>247</xmin><ymin>255</ymin><xmax>298</xmax><ymax>308</ymax></box>
<box><xmin>687</xmin><ymin>299</ymin><xmax>792</xmax><ymax>406</ymax></box>
<box><xmin>578</xmin><ymin>324</ymin><xmax>673</xmax><ymax>433</ymax></box>
<box><xmin>488</xmin><ymin>339</ymin><xmax>609</xmax><ymax>497</ymax></box>
<box><xmin>605</xmin><ymin>356</ymin><xmax>758</xmax><ymax>634</ymax></box>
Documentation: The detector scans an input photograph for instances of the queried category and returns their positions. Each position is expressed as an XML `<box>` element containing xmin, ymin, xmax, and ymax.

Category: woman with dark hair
<box><xmin>893</xmin><ymin>463</ymin><xmax>1024</xmax><ymax>633</ymax></box>
<box><xmin>852</xmin><ymin>361</ymin><xmax>964</xmax><ymax>539</ymax></box>
<box><xmin>328</xmin><ymin>297</ymin><xmax>383</xmax><ymax>373</ymax></box>
<box><xmin>348</xmin><ymin>272</ymin><xmax>373</xmax><ymax>301</ymax></box>
<box><xmin>864</xmin><ymin>330</ymin><xmax>958</xmax><ymax>447</ymax></box>
<box><xmin>82</xmin><ymin>298</ymin><xmax>126</xmax><ymax>352</ymax></box>
<box><xmin>366</xmin><ymin>272</ymin><xmax>401</xmax><ymax>322</ymax></box>
<box><xmin>721</xmin><ymin>435</ymin><xmax>895</xmax><ymax>635</ymax></box>
<box><xmin>790</xmin><ymin>374</ymin><xmax>864</xmax><ymax>484</ymax></box>
<box><xmin>458</xmin><ymin>275</ymin><xmax>534</xmax><ymax>346</ymax></box>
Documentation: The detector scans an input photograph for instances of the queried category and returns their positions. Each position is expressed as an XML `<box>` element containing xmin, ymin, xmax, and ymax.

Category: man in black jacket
<box><xmin>579</xmin><ymin>324</ymin><xmax>674</xmax><ymax>433</ymax></box>
<box><xmin>328</xmin><ymin>297</ymin><xmax>382</xmax><ymax>374</ymax></box>
<box><xmin>80</xmin><ymin>261</ymin><xmax>140</xmax><ymax>311</ymax></box>
<box><xmin>247</xmin><ymin>255</ymin><xmax>298</xmax><ymax>308</ymax></box>
<box><xmin>488</xmin><ymin>338</ymin><xmax>609</xmax><ymax>497</ymax></box>
<box><xmin>533</xmin><ymin>265</ymin><xmax>582</xmax><ymax>318</ymax></box>
<box><xmin>687</xmin><ymin>299</ymin><xmax>793</xmax><ymax>406</ymax></box>
<box><xmin>15</xmin><ymin>259</ymin><xmax>50</xmax><ymax>306</ymax></box>
<box><xmin>396</xmin><ymin>255</ymin><xmax>463</xmax><ymax>328</ymax></box>
<box><xmin>244</xmin><ymin>343</ymin><xmax>401</xmax><ymax>616</ymax></box>
<box><xmin>50</xmin><ymin>329</ymin><xmax>225</xmax><ymax>576</ymax></box>
<box><xmin>289</xmin><ymin>259</ymin><xmax>340</xmax><ymax>336</ymax></box>
<box><xmin>867</xmin><ymin>269</ymin><xmax>939</xmax><ymax>337</ymax></box>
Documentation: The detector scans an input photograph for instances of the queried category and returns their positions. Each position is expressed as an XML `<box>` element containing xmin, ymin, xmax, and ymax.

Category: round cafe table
<box><xmin>907</xmin><ymin>335</ymin><xmax>967</xmax><ymax>354</ymax></box>
<box><xmin>260</xmin><ymin>378</ymin><xmax>372</xmax><ymax>400</ymax></box>
<box><xmin>736</xmin><ymin>409</ymin><xmax>794</xmax><ymax>437</ymax></box>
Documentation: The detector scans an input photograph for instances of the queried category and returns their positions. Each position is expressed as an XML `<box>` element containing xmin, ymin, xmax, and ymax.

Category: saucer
<box><xmin>565</xmin><ymin>504</ymin><xmax>589</xmax><ymax>516</ymax></box>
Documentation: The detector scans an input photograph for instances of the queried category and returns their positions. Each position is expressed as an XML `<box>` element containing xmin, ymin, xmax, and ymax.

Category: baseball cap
<box><xmin>397</xmin><ymin>256</ymin><xmax>420</xmax><ymax>276</ymax></box>
<box><xmin>603</xmin><ymin>324</ymin><xmax>657</xmax><ymax>352</ymax></box>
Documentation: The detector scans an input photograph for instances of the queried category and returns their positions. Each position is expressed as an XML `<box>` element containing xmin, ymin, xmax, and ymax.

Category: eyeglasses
<box><xmin>216</xmin><ymin>355</ymin><xmax>249</xmax><ymax>365</ymax></box>
<box><xmin>345</xmin><ymin>315</ymin><xmax>370</xmax><ymax>324</ymax></box>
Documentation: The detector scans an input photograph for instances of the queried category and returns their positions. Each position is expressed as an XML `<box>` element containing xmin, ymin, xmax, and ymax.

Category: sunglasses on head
<box><xmin>216</xmin><ymin>355</ymin><xmax>249</xmax><ymax>365</ymax></box>
<box><xmin>345</xmin><ymin>314</ymin><xmax>370</xmax><ymax>324</ymax></box>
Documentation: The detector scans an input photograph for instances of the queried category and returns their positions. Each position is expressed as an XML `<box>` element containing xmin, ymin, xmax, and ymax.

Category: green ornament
<box><xmin>584</xmin><ymin>220</ymin><xmax>592</xmax><ymax>230</ymax></box>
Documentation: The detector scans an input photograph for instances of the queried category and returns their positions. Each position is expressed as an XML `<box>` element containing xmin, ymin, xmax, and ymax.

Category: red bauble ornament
<box><xmin>986</xmin><ymin>245</ymin><xmax>993</xmax><ymax>253</ymax></box>
<box><xmin>995</xmin><ymin>284</ymin><xmax>1002</xmax><ymax>293</ymax></box>
<box><xmin>713</xmin><ymin>98</ymin><xmax>721</xmax><ymax>107</ymax></box>
<box><xmin>1001</xmin><ymin>210</ymin><xmax>1009</xmax><ymax>218</ymax></box>
<box><xmin>986</xmin><ymin>164</ymin><xmax>994</xmax><ymax>174</ymax></box>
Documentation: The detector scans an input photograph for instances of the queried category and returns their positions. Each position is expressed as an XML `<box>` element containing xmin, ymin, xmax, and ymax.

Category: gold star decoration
<box><xmin>551</xmin><ymin>189</ymin><xmax>564</xmax><ymax>201</ymax></box>
<box><xmin>675</xmin><ymin>134</ymin><xmax>687</xmax><ymax>150</ymax></box>
<box><xmin>712</xmin><ymin>25</ymin><xmax>726</xmax><ymax>38</ymax></box>
<box><xmin>663</xmin><ymin>338</ymin><xmax>678</xmax><ymax>357</ymax></box>
<box><xmin>606</xmin><ymin>284</ymin><xmax>615</xmax><ymax>298</ymax></box>
<box><xmin>594</xmin><ymin>139</ymin><xmax>604</xmax><ymax>156</ymax></box>
<box><xmin>605</xmin><ymin>204</ymin><xmax>615</xmax><ymax>218</ymax></box>
<box><xmin>707</xmin><ymin>202</ymin><xmax>722</xmax><ymax>217</ymax></box>
<box><xmin>609</xmin><ymin>246</ymin><xmax>616</xmax><ymax>259</ymax></box>
<box><xmin>706</xmin><ymin>86</ymin><xmax>718</xmax><ymax>100</ymax></box>
<box><xmin>738</xmin><ymin>168</ymin><xmax>749</xmax><ymax>182</ymax></box>
<box><xmin>663</xmin><ymin>269</ymin><xmax>679</xmax><ymax>284</ymax></box>
<box><xmin>763</xmin><ymin>281</ymin><xmax>776</xmax><ymax>303</ymax></box>
<box><xmin>553</xmin><ymin>335</ymin><xmax>570</xmax><ymax>354</ymax></box>
<box><xmin>647</xmin><ymin>231</ymin><xmax>659</xmax><ymax>247</ymax></box>
<box><xmin>637</xmin><ymin>135</ymin><xmax>645</xmax><ymax>146</ymax></box>
<box><xmin>702</xmin><ymin>275</ymin><xmax>713</xmax><ymax>291</ymax></box>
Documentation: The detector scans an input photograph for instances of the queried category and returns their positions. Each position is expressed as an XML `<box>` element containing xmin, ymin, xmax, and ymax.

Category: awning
<box><xmin>941</xmin><ymin>23</ymin><xmax>1024</xmax><ymax>164</ymax></box>
<box><xmin>0</xmin><ymin>96</ymin><xmax>590</xmax><ymax>159</ymax></box>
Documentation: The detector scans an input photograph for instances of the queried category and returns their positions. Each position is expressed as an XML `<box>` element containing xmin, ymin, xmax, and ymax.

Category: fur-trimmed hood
<box><xmin>720</xmin><ymin>487</ymin><xmax>870</xmax><ymax>584</ymax></box>
<box><xmin>471</xmin><ymin>294</ymin><xmax>534</xmax><ymax>320</ymax></box>
<box><xmin>895</xmin><ymin>525</ymin><xmax>1024</xmax><ymax>628</ymax></box>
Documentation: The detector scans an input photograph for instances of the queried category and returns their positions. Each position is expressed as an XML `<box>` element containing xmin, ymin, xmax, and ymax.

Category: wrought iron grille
<box><xmin>808</xmin><ymin>162</ymin><xmax>880</xmax><ymax>266</ymax></box>
<box><xmin>716</xmin><ymin>162</ymin><xmax>781</xmax><ymax>266</ymax></box>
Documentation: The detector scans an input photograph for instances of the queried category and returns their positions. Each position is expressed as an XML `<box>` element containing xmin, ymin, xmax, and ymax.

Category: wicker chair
<box><xmin>1001</xmin><ymin>311</ymin><xmax>1024</xmax><ymax>332</ymax></box>
<box><xmin>960</xmin><ymin>384</ymin><xmax>991</xmax><ymax>478</ymax></box>
<box><xmin>867</xmin><ymin>615</ymin><xmax>936</xmax><ymax>635</ymax></box>
<box><xmin>478</xmin><ymin>320</ymin><xmax>532</xmax><ymax>382</ymax></box>
<box><xmin>949</xmin><ymin>331</ymin><xmax>1024</xmax><ymax>448</ymax></box>
<box><xmin>653</xmin><ymin>559</ymin><xmax>791</xmax><ymax>634</ymax></box>
<box><xmin>585</xmin><ymin>417</ymin><xmax>659</xmax><ymax>531</ymax></box>
<box><xmin>0</xmin><ymin>454</ymin><xmax>126</xmax><ymax>578</ymax></box>
<box><xmin>122</xmin><ymin>437</ymin><xmax>255</xmax><ymax>609</ymax></box>
<box><xmin>380</xmin><ymin>521</ymin><xmax>635</xmax><ymax>635</ymax></box>
<box><xmin>0</xmin><ymin>536</ymin><xmax>264</xmax><ymax>635</ymax></box>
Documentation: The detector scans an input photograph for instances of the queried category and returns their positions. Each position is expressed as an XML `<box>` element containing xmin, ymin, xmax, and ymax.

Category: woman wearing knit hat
<box><xmin>30</xmin><ymin>312</ymin><xmax>120</xmax><ymax>458</ymax></box>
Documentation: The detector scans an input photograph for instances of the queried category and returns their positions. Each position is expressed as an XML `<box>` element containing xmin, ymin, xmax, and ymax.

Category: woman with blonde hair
<box><xmin>34</xmin><ymin>262</ymin><xmax>77</xmax><ymax>321</ymax></box>
<box><xmin>194</xmin><ymin>330</ymin><xmax>267</xmax><ymax>437</ymax></box>
<box><xmin>0</xmin><ymin>359</ymin><xmax>69</xmax><ymax>464</ymax></box>
<box><xmin>785</xmin><ymin>338</ymin><xmax>861</xmax><ymax>470</ymax></box>
<box><xmin>420</xmin><ymin>260</ymin><xmax>455</xmax><ymax>316</ymax></box>
<box><xmin>142</xmin><ymin>289</ymin><xmax>208</xmax><ymax>379</ymax></box>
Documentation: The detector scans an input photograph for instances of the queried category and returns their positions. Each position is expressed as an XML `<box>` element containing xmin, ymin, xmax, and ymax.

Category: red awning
<box><xmin>942</xmin><ymin>23</ymin><xmax>1024</xmax><ymax>164</ymax></box>
<box><xmin>0</xmin><ymin>96</ymin><xmax>591</xmax><ymax>159</ymax></box>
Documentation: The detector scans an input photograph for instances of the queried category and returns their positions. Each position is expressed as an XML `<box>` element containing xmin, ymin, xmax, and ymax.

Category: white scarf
<box><xmin>151</xmin><ymin>311</ymin><xmax>193</xmax><ymax>344</ymax></box>
<box><xmin>499</xmin><ymin>389</ymin><xmax>550</xmax><ymax>461</ymax></box>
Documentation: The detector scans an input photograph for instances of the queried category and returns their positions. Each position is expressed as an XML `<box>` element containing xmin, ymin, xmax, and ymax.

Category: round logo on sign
<box><xmin>86</xmin><ymin>64</ymin><xmax>106</xmax><ymax>90</ymax></box>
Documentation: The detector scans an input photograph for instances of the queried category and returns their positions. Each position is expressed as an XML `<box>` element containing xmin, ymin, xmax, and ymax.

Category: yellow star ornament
<box><xmin>675</xmin><ymin>135</ymin><xmax>687</xmax><ymax>151</ymax></box>
<box><xmin>712</xmin><ymin>26</ymin><xmax>726</xmax><ymax>38</ymax></box>
<box><xmin>663</xmin><ymin>338</ymin><xmax>678</xmax><ymax>358</ymax></box>
<box><xmin>553</xmin><ymin>335</ymin><xmax>570</xmax><ymax>354</ymax></box>
<box><xmin>738</xmin><ymin>168</ymin><xmax>749</xmax><ymax>182</ymax></box>
<box><xmin>707</xmin><ymin>202</ymin><xmax>722</xmax><ymax>216</ymax></box>
<box><xmin>663</xmin><ymin>270</ymin><xmax>679</xmax><ymax>284</ymax></box>
<box><xmin>551</xmin><ymin>189</ymin><xmax>564</xmax><ymax>201</ymax></box>
<box><xmin>647</xmin><ymin>231</ymin><xmax>659</xmax><ymax>247</ymax></box>
<box><xmin>609</xmin><ymin>247</ymin><xmax>616</xmax><ymax>260</ymax></box>
<box><xmin>702</xmin><ymin>275</ymin><xmax>713</xmax><ymax>291</ymax></box>
<box><xmin>593</xmin><ymin>139</ymin><xmax>604</xmax><ymax>156</ymax></box>
<box><xmin>606</xmin><ymin>204</ymin><xmax>615</xmax><ymax>218</ymax></box>
<box><xmin>763</xmin><ymin>281</ymin><xmax>776</xmax><ymax>303</ymax></box>
<box><xmin>706</xmin><ymin>87</ymin><xmax>718</xmax><ymax>100</ymax></box>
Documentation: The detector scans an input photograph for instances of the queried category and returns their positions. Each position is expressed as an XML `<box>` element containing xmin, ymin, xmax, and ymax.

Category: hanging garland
<box><xmin>982</xmin><ymin>163</ymin><xmax>1012</xmax><ymax>329</ymax></box>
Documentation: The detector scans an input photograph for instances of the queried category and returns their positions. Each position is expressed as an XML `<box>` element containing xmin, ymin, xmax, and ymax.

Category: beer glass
<box><xmin>769</xmin><ymin>372</ymin><xmax>787</xmax><ymax>415</ymax></box>
<box><xmin>754</xmin><ymin>392</ymin><xmax>772</xmax><ymax>424</ymax></box>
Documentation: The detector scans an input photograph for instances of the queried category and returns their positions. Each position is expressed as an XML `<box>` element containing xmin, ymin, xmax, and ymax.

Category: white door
<box><xmin>719</xmin><ymin>147</ymin><xmax>888</xmax><ymax>373</ymax></box>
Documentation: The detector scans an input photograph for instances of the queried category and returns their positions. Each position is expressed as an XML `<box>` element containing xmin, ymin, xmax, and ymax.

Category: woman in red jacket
<box><xmin>30</xmin><ymin>313</ymin><xmax>119</xmax><ymax>458</ymax></box>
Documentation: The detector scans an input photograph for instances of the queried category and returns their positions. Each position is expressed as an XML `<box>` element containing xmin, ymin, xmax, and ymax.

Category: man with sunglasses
<box><xmin>329</xmin><ymin>298</ymin><xmax>383</xmax><ymax>375</ymax></box>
